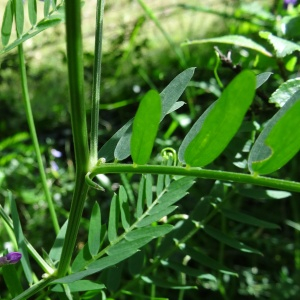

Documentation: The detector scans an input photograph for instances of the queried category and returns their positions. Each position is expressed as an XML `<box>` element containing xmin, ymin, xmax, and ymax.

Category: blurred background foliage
<box><xmin>1</xmin><ymin>0</ymin><xmax>300</xmax><ymax>299</ymax></box>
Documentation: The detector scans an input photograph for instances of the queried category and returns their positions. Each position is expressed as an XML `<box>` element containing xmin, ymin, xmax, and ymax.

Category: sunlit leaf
<box><xmin>248</xmin><ymin>90</ymin><xmax>300</xmax><ymax>175</ymax></box>
<box><xmin>1</xmin><ymin>0</ymin><xmax>13</xmax><ymax>46</ymax></box>
<box><xmin>182</xmin><ymin>35</ymin><xmax>272</xmax><ymax>57</ymax></box>
<box><xmin>88</xmin><ymin>202</ymin><xmax>101</xmax><ymax>256</ymax></box>
<box><xmin>256</xmin><ymin>72</ymin><xmax>273</xmax><ymax>89</ymax></box>
<box><xmin>260</xmin><ymin>31</ymin><xmax>300</xmax><ymax>58</ymax></box>
<box><xmin>131</xmin><ymin>90</ymin><xmax>161</xmax><ymax>164</ymax></box>
<box><xmin>269</xmin><ymin>78</ymin><xmax>300</xmax><ymax>107</ymax></box>
<box><xmin>51</xmin><ymin>280</ymin><xmax>105</xmax><ymax>292</ymax></box>
<box><xmin>182</xmin><ymin>70</ymin><xmax>256</xmax><ymax>166</ymax></box>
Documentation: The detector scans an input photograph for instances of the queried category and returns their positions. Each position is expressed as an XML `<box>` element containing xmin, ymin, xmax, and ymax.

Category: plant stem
<box><xmin>17</xmin><ymin>44</ymin><xmax>59</xmax><ymax>234</ymax></box>
<box><xmin>91</xmin><ymin>163</ymin><xmax>300</xmax><ymax>193</ymax></box>
<box><xmin>90</xmin><ymin>0</ymin><xmax>105</xmax><ymax>167</ymax></box>
<box><xmin>57</xmin><ymin>0</ymin><xmax>90</xmax><ymax>277</ymax></box>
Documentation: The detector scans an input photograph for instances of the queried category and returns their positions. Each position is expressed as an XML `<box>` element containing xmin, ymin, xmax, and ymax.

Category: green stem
<box><xmin>90</xmin><ymin>0</ymin><xmax>105</xmax><ymax>167</ymax></box>
<box><xmin>91</xmin><ymin>163</ymin><xmax>300</xmax><ymax>193</ymax></box>
<box><xmin>17</xmin><ymin>44</ymin><xmax>59</xmax><ymax>234</ymax></box>
<box><xmin>57</xmin><ymin>0</ymin><xmax>90</xmax><ymax>277</ymax></box>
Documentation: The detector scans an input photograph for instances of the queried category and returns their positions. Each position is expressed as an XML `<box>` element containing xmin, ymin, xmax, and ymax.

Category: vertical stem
<box><xmin>90</xmin><ymin>0</ymin><xmax>105</xmax><ymax>167</ymax></box>
<box><xmin>17</xmin><ymin>44</ymin><xmax>60</xmax><ymax>234</ymax></box>
<box><xmin>57</xmin><ymin>0</ymin><xmax>90</xmax><ymax>277</ymax></box>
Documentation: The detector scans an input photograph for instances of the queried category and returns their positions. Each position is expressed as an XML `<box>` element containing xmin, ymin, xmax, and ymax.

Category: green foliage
<box><xmin>1</xmin><ymin>0</ymin><xmax>300</xmax><ymax>299</ymax></box>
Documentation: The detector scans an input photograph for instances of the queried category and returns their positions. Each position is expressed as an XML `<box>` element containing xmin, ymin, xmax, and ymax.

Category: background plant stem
<box><xmin>57</xmin><ymin>0</ymin><xmax>90</xmax><ymax>277</ymax></box>
<box><xmin>17</xmin><ymin>44</ymin><xmax>59</xmax><ymax>234</ymax></box>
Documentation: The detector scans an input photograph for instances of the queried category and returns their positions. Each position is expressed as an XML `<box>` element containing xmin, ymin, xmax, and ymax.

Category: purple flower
<box><xmin>51</xmin><ymin>149</ymin><xmax>62</xmax><ymax>158</ymax></box>
<box><xmin>0</xmin><ymin>252</ymin><xmax>22</xmax><ymax>267</ymax></box>
<box><xmin>284</xmin><ymin>0</ymin><xmax>298</xmax><ymax>8</ymax></box>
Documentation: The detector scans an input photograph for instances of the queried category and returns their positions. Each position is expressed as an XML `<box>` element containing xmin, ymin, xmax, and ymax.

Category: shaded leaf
<box><xmin>204</xmin><ymin>225</ymin><xmax>262</xmax><ymax>255</ymax></box>
<box><xmin>49</xmin><ymin>221</ymin><xmax>68</xmax><ymax>262</ymax></box>
<box><xmin>145</xmin><ymin>174</ymin><xmax>153</xmax><ymax>207</ymax></box>
<box><xmin>248</xmin><ymin>90</ymin><xmax>300</xmax><ymax>175</ymax></box>
<box><xmin>98</xmin><ymin>119</ymin><xmax>132</xmax><ymax>162</ymax></box>
<box><xmin>182</xmin><ymin>35</ymin><xmax>272</xmax><ymax>57</ymax></box>
<box><xmin>53</xmin><ymin>250</ymin><xmax>137</xmax><ymax>284</ymax></box>
<box><xmin>108</xmin><ymin>194</ymin><xmax>119</xmax><ymax>243</ymax></box>
<box><xmin>119</xmin><ymin>186</ymin><xmax>130</xmax><ymax>231</ymax></box>
<box><xmin>28</xmin><ymin>0</ymin><xmax>37</xmax><ymax>26</ymax></box>
<box><xmin>10</xmin><ymin>194</ymin><xmax>33</xmax><ymax>284</ymax></box>
<box><xmin>131</xmin><ymin>90</ymin><xmax>161</xmax><ymax>164</ymax></box>
<box><xmin>88</xmin><ymin>202</ymin><xmax>101</xmax><ymax>256</ymax></box>
<box><xmin>1</xmin><ymin>0</ymin><xmax>13</xmax><ymax>46</ymax></box>
<box><xmin>260</xmin><ymin>31</ymin><xmax>300</xmax><ymax>58</ymax></box>
<box><xmin>183</xmin><ymin>70</ymin><xmax>256</xmax><ymax>166</ymax></box>
<box><xmin>15</xmin><ymin>0</ymin><xmax>24</xmax><ymax>36</ymax></box>
<box><xmin>182</xmin><ymin>246</ymin><xmax>237</xmax><ymax>276</ymax></box>
<box><xmin>125</xmin><ymin>224</ymin><xmax>173</xmax><ymax>241</ymax></box>
<box><xmin>71</xmin><ymin>244</ymin><xmax>92</xmax><ymax>272</ymax></box>
<box><xmin>0</xmin><ymin>7</ymin><xmax>64</xmax><ymax>54</ymax></box>
<box><xmin>136</xmin><ymin>206</ymin><xmax>177</xmax><ymax>227</ymax></box>
<box><xmin>136</xmin><ymin>175</ymin><xmax>145</xmax><ymax>218</ymax></box>
<box><xmin>44</xmin><ymin>0</ymin><xmax>51</xmax><ymax>17</ymax></box>
<box><xmin>222</xmin><ymin>209</ymin><xmax>279</xmax><ymax>229</ymax></box>
<box><xmin>238</xmin><ymin>186</ymin><xmax>291</xmax><ymax>200</ymax></box>
<box><xmin>269</xmin><ymin>78</ymin><xmax>300</xmax><ymax>107</ymax></box>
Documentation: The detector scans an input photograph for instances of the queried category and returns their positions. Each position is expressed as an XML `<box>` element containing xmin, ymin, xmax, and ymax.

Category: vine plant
<box><xmin>1</xmin><ymin>0</ymin><xmax>300</xmax><ymax>299</ymax></box>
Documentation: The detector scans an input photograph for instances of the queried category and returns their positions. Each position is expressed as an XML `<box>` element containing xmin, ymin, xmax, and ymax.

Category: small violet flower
<box><xmin>284</xmin><ymin>0</ymin><xmax>298</xmax><ymax>8</ymax></box>
<box><xmin>0</xmin><ymin>252</ymin><xmax>22</xmax><ymax>267</ymax></box>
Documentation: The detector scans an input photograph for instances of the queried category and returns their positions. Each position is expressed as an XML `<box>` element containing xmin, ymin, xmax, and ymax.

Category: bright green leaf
<box><xmin>1</xmin><ymin>0</ymin><xmax>13</xmax><ymax>46</ymax></box>
<box><xmin>249</xmin><ymin>90</ymin><xmax>300</xmax><ymax>175</ymax></box>
<box><xmin>183</xmin><ymin>70</ymin><xmax>256</xmax><ymax>167</ymax></box>
<box><xmin>51</xmin><ymin>280</ymin><xmax>105</xmax><ymax>292</ymax></box>
<box><xmin>131</xmin><ymin>90</ymin><xmax>161</xmax><ymax>164</ymax></box>
<box><xmin>88</xmin><ymin>202</ymin><xmax>101</xmax><ymax>256</ymax></box>
<box><xmin>182</xmin><ymin>35</ymin><xmax>272</xmax><ymax>57</ymax></box>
